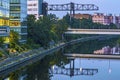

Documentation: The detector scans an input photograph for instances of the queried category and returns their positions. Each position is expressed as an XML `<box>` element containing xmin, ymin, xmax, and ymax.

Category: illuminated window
<box><xmin>10</xmin><ymin>21</ymin><xmax>20</xmax><ymax>27</ymax></box>
<box><xmin>0</xmin><ymin>19</ymin><xmax>9</xmax><ymax>26</ymax></box>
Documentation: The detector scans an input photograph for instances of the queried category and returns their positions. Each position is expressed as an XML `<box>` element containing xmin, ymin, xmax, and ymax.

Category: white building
<box><xmin>27</xmin><ymin>0</ymin><xmax>43</xmax><ymax>19</ymax></box>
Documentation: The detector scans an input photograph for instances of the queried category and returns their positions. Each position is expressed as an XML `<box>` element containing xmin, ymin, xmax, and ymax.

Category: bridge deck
<box><xmin>65</xmin><ymin>29</ymin><xmax>120</xmax><ymax>35</ymax></box>
<box><xmin>64</xmin><ymin>54</ymin><xmax>120</xmax><ymax>59</ymax></box>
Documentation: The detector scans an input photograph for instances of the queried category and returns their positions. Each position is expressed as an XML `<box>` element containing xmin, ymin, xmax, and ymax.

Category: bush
<box><xmin>0</xmin><ymin>51</ymin><xmax>3</xmax><ymax>57</ymax></box>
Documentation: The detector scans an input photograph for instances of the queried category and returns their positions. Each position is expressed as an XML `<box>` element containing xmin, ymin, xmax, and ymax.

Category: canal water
<box><xmin>3</xmin><ymin>38</ymin><xmax>120</xmax><ymax>80</ymax></box>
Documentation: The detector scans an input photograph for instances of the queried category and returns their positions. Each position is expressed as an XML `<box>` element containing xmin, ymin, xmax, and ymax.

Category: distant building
<box><xmin>0</xmin><ymin>0</ymin><xmax>10</xmax><ymax>44</ymax></box>
<box><xmin>27</xmin><ymin>0</ymin><xmax>43</xmax><ymax>19</ymax></box>
<box><xmin>74</xmin><ymin>13</ymin><xmax>92</xmax><ymax>20</ymax></box>
<box><xmin>115</xmin><ymin>15</ymin><xmax>120</xmax><ymax>28</ymax></box>
<box><xmin>92</xmin><ymin>13</ymin><xmax>113</xmax><ymax>25</ymax></box>
<box><xmin>10</xmin><ymin>0</ymin><xmax>27</xmax><ymax>43</ymax></box>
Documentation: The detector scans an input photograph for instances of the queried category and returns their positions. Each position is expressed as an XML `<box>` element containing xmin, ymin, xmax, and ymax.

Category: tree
<box><xmin>27</xmin><ymin>15</ymin><xmax>36</xmax><ymax>38</ymax></box>
<box><xmin>54</xmin><ymin>19</ymin><xmax>68</xmax><ymax>40</ymax></box>
<box><xmin>9</xmin><ymin>71</ymin><xmax>20</xmax><ymax>80</ymax></box>
<box><xmin>9</xmin><ymin>30</ymin><xmax>19</xmax><ymax>48</ymax></box>
<box><xmin>109</xmin><ymin>23</ymin><xmax>117</xmax><ymax>29</ymax></box>
<box><xmin>27</xmin><ymin>14</ymin><xmax>63</xmax><ymax>47</ymax></box>
<box><xmin>0</xmin><ymin>37</ymin><xmax>4</xmax><ymax>47</ymax></box>
<box><xmin>9</xmin><ymin>30</ymin><xmax>23</xmax><ymax>53</ymax></box>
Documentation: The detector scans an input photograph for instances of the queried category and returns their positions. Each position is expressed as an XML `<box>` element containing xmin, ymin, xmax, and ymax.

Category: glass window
<box><xmin>10</xmin><ymin>0</ymin><xmax>20</xmax><ymax>3</ymax></box>
<box><xmin>10</xmin><ymin>21</ymin><xmax>21</xmax><ymax>26</ymax></box>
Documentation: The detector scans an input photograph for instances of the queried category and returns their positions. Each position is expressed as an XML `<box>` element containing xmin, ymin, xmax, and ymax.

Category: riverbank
<box><xmin>0</xmin><ymin>42</ymin><xmax>66</xmax><ymax>77</ymax></box>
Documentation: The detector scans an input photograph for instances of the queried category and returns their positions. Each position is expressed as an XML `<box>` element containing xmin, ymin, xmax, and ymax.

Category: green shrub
<box><xmin>0</xmin><ymin>51</ymin><xmax>3</xmax><ymax>57</ymax></box>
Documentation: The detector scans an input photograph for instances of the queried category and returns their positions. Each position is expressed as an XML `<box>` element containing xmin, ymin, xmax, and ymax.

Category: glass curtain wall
<box><xmin>0</xmin><ymin>0</ymin><xmax>10</xmax><ymax>44</ymax></box>
<box><xmin>10</xmin><ymin>0</ymin><xmax>27</xmax><ymax>43</ymax></box>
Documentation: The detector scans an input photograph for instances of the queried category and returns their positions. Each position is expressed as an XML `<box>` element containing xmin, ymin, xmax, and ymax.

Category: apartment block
<box><xmin>27</xmin><ymin>0</ymin><xmax>43</xmax><ymax>19</ymax></box>
<box><xmin>92</xmin><ymin>13</ymin><xmax>113</xmax><ymax>25</ymax></box>
<box><xmin>115</xmin><ymin>15</ymin><xmax>120</xmax><ymax>28</ymax></box>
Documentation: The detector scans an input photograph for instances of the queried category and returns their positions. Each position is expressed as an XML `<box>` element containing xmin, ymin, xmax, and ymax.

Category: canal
<box><xmin>2</xmin><ymin>38</ymin><xmax>120</xmax><ymax>80</ymax></box>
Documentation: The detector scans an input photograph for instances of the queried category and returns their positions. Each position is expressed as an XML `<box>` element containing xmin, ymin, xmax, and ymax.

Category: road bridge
<box><xmin>65</xmin><ymin>28</ymin><xmax>120</xmax><ymax>35</ymax></box>
<box><xmin>64</xmin><ymin>54</ymin><xmax>120</xmax><ymax>59</ymax></box>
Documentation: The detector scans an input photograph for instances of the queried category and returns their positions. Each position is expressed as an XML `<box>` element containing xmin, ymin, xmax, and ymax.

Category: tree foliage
<box><xmin>9</xmin><ymin>30</ymin><xmax>19</xmax><ymax>48</ymax></box>
<box><xmin>27</xmin><ymin>14</ymin><xmax>69</xmax><ymax>48</ymax></box>
<box><xmin>0</xmin><ymin>37</ymin><xmax>4</xmax><ymax>47</ymax></box>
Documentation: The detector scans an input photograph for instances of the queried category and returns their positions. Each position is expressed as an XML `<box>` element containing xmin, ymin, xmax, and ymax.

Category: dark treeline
<box><xmin>27</xmin><ymin>14</ymin><xmax>68</xmax><ymax>48</ymax></box>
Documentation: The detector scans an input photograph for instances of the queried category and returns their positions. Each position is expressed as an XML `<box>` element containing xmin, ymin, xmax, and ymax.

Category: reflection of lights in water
<box><xmin>79</xmin><ymin>58</ymin><xmax>82</xmax><ymax>72</ymax></box>
<box><xmin>109</xmin><ymin>68</ymin><xmax>111</xmax><ymax>74</ymax></box>
<box><xmin>108</xmin><ymin>60</ymin><xmax>112</xmax><ymax>74</ymax></box>
<box><xmin>80</xmin><ymin>67</ymin><xmax>82</xmax><ymax>72</ymax></box>
<box><xmin>52</xmin><ymin>65</ymin><xmax>55</xmax><ymax>70</ymax></box>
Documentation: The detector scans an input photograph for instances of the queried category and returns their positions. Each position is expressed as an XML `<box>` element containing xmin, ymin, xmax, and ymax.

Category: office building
<box><xmin>27</xmin><ymin>0</ymin><xmax>43</xmax><ymax>19</ymax></box>
<box><xmin>0</xmin><ymin>0</ymin><xmax>10</xmax><ymax>44</ymax></box>
<box><xmin>10</xmin><ymin>0</ymin><xmax>27</xmax><ymax>43</ymax></box>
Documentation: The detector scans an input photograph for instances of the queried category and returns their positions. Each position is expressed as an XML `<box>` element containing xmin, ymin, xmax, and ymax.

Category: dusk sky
<box><xmin>44</xmin><ymin>0</ymin><xmax>120</xmax><ymax>18</ymax></box>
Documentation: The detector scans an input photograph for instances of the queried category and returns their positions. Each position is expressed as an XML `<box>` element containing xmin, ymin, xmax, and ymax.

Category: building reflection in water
<box><xmin>94</xmin><ymin>45</ymin><xmax>120</xmax><ymax>55</ymax></box>
<box><xmin>50</xmin><ymin>57</ymin><xmax>98</xmax><ymax>77</ymax></box>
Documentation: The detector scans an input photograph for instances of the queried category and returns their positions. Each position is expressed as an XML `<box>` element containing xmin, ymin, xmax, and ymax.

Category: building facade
<box><xmin>92</xmin><ymin>13</ymin><xmax>113</xmax><ymax>25</ymax></box>
<box><xmin>10</xmin><ymin>0</ymin><xmax>27</xmax><ymax>43</ymax></box>
<box><xmin>0</xmin><ymin>0</ymin><xmax>10</xmax><ymax>45</ymax></box>
<box><xmin>0</xmin><ymin>0</ymin><xmax>10</xmax><ymax>37</ymax></box>
<box><xmin>27</xmin><ymin>0</ymin><xmax>43</xmax><ymax>19</ymax></box>
<box><xmin>74</xmin><ymin>13</ymin><xmax>92</xmax><ymax>20</ymax></box>
<box><xmin>115</xmin><ymin>15</ymin><xmax>120</xmax><ymax>28</ymax></box>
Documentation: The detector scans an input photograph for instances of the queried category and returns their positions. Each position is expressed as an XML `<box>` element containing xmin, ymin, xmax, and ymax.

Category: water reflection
<box><xmin>94</xmin><ymin>45</ymin><xmax>120</xmax><ymax>55</ymax></box>
<box><xmin>64</xmin><ymin>38</ymin><xmax>118</xmax><ymax>54</ymax></box>
<box><xmin>3</xmin><ymin>38</ymin><xmax>120</xmax><ymax>80</ymax></box>
<box><xmin>50</xmin><ymin>58</ymin><xmax>98</xmax><ymax>77</ymax></box>
<box><xmin>51</xmin><ymin>57</ymin><xmax>120</xmax><ymax>80</ymax></box>
<box><xmin>3</xmin><ymin>52</ymin><xmax>120</xmax><ymax>80</ymax></box>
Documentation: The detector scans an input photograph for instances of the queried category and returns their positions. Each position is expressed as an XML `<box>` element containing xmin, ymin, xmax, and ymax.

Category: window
<box><xmin>10</xmin><ymin>21</ymin><xmax>20</xmax><ymax>26</ymax></box>
<box><xmin>10</xmin><ymin>0</ymin><xmax>20</xmax><ymax>3</ymax></box>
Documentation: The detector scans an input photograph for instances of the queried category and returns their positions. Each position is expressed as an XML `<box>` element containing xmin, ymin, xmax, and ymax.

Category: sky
<box><xmin>44</xmin><ymin>0</ymin><xmax>120</xmax><ymax>18</ymax></box>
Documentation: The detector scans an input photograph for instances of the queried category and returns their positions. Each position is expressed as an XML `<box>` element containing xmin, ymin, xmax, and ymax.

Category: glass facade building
<box><xmin>0</xmin><ymin>0</ymin><xmax>10</xmax><ymax>37</ymax></box>
<box><xmin>10</xmin><ymin>0</ymin><xmax>27</xmax><ymax>43</ymax></box>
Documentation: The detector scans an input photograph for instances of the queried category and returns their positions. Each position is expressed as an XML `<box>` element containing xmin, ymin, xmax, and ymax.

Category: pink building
<box><xmin>92</xmin><ymin>13</ymin><xmax>113</xmax><ymax>25</ymax></box>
